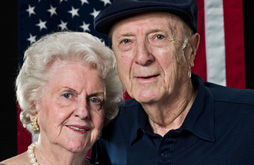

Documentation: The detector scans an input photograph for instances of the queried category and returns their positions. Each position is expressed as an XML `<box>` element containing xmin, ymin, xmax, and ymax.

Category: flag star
<box><xmin>58</xmin><ymin>20</ymin><xmax>68</xmax><ymax>30</ymax></box>
<box><xmin>26</xmin><ymin>5</ymin><xmax>36</xmax><ymax>17</ymax></box>
<box><xmin>90</xmin><ymin>8</ymin><xmax>100</xmax><ymax>19</ymax></box>
<box><xmin>80</xmin><ymin>21</ymin><xmax>90</xmax><ymax>32</ymax></box>
<box><xmin>60</xmin><ymin>0</ymin><xmax>68</xmax><ymax>3</ymax></box>
<box><xmin>68</xmin><ymin>6</ymin><xmax>79</xmax><ymax>18</ymax></box>
<box><xmin>80</xmin><ymin>0</ymin><xmax>89</xmax><ymax>5</ymax></box>
<box><xmin>100</xmin><ymin>0</ymin><xmax>111</xmax><ymax>6</ymax></box>
<box><xmin>47</xmin><ymin>5</ymin><xmax>57</xmax><ymax>17</ymax></box>
<box><xmin>27</xmin><ymin>34</ymin><xmax>36</xmax><ymax>44</ymax></box>
<box><xmin>36</xmin><ymin>19</ymin><xmax>47</xmax><ymax>31</ymax></box>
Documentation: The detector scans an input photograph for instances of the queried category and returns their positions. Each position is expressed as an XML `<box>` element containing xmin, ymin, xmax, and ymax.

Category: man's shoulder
<box><xmin>115</xmin><ymin>99</ymin><xmax>142</xmax><ymax>118</ymax></box>
<box><xmin>118</xmin><ymin>99</ymin><xmax>141</xmax><ymax>109</ymax></box>
<box><xmin>205</xmin><ymin>82</ymin><xmax>254</xmax><ymax>106</ymax></box>
<box><xmin>101</xmin><ymin>99</ymin><xmax>141</xmax><ymax>137</ymax></box>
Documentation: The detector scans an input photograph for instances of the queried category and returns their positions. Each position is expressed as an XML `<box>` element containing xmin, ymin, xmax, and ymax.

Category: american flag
<box><xmin>18</xmin><ymin>0</ymin><xmax>111</xmax><ymax>68</ymax></box>
<box><xmin>17</xmin><ymin>0</ymin><xmax>247</xmax><ymax>156</ymax></box>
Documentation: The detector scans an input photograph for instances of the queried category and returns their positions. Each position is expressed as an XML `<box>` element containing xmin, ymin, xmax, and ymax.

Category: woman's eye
<box><xmin>63</xmin><ymin>93</ymin><xmax>72</xmax><ymax>99</ymax></box>
<box><xmin>62</xmin><ymin>91</ymin><xmax>76</xmax><ymax>99</ymax></box>
<box><xmin>89</xmin><ymin>97</ymin><xmax>102</xmax><ymax>104</ymax></box>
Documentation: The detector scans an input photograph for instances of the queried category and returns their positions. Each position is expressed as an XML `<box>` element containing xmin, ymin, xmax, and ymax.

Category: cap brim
<box><xmin>94</xmin><ymin>6</ymin><xmax>195</xmax><ymax>35</ymax></box>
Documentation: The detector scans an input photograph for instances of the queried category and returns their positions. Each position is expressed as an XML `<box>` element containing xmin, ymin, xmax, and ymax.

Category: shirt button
<box><xmin>161</xmin><ymin>152</ymin><xmax>169</xmax><ymax>159</ymax></box>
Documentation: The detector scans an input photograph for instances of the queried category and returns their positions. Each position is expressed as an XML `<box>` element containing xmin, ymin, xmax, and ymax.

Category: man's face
<box><xmin>111</xmin><ymin>12</ymin><xmax>196</xmax><ymax>105</ymax></box>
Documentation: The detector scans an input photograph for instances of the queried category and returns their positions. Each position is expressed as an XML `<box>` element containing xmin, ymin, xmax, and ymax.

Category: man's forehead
<box><xmin>110</xmin><ymin>11</ymin><xmax>185</xmax><ymax>36</ymax></box>
<box><xmin>94</xmin><ymin>0</ymin><xmax>198</xmax><ymax>34</ymax></box>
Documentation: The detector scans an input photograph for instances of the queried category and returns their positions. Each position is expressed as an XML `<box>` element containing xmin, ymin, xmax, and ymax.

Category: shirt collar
<box><xmin>129</xmin><ymin>102</ymin><xmax>148</xmax><ymax>145</ymax></box>
<box><xmin>180</xmin><ymin>73</ymin><xmax>215</xmax><ymax>142</ymax></box>
<box><xmin>130</xmin><ymin>73</ymin><xmax>215</xmax><ymax>145</ymax></box>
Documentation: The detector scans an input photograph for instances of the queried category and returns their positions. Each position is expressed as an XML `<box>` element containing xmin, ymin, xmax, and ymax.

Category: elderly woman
<box><xmin>1</xmin><ymin>31</ymin><xmax>122</xmax><ymax>165</ymax></box>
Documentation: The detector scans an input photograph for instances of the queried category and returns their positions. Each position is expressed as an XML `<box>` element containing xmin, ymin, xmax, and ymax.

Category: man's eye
<box><xmin>156</xmin><ymin>34</ymin><xmax>165</xmax><ymax>40</ymax></box>
<box><xmin>121</xmin><ymin>39</ymin><xmax>130</xmax><ymax>44</ymax></box>
<box><xmin>118</xmin><ymin>38</ymin><xmax>134</xmax><ymax>51</ymax></box>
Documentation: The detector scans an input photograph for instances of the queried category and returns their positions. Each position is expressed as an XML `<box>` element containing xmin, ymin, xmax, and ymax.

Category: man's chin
<box><xmin>134</xmin><ymin>91</ymin><xmax>158</xmax><ymax>105</ymax></box>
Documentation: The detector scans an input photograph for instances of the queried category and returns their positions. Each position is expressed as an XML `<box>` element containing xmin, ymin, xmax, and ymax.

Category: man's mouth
<box><xmin>140</xmin><ymin>75</ymin><xmax>159</xmax><ymax>79</ymax></box>
<box><xmin>137</xmin><ymin>74</ymin><xmax>159</xmax><ymax>80</ymax></box>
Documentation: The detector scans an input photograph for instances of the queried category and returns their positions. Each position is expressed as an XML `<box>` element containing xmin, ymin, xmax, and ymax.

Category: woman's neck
<box><xmin>34</xmin><ymin>138</ymin><xmax>88</xmax><ymax>165</ymax></box>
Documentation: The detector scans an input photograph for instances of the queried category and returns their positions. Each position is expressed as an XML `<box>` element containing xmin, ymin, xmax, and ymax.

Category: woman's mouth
<box><xmin>66</xmin><ymin>125</ymin><xmax>90</xmax><ymax>134</ymax></box>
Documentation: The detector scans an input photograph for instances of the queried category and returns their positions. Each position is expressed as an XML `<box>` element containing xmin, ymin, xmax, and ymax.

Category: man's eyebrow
<box><xmin>114</xmin><ymin>32</ymin><xmax>135</xmax><ymax>45</ymax></box>
<box><xmin>148</xmin><ymin>29</ymin><xmax>163</xmax><ymax>33</ymax></box>
<box><xmin>120</xmin><ymin>29</ymin><xmax>164</xmax><ymax>36</ymax></box>
<box><xmin>118</xmin><ymin>32</ymin><xmax>135</xmax><ymax>37</ymax></box>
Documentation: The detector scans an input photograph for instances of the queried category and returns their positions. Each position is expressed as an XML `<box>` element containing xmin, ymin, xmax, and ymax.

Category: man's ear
<box><xmin>189</xmin><ymin>33</ymin><xmax>200</xmax><ymax>67</ymax></box>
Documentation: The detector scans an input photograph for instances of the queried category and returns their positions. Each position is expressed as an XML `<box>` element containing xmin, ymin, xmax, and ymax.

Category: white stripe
<box><xmin>204</xmin><ymin>0</ymin><xmax>226</xmax><ymax>86</ymax></box>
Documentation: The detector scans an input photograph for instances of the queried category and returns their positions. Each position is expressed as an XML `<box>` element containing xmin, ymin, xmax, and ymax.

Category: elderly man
<box><xmin>91</xmin><ymin>0</ymin><xmax>254</xmax><ymax>164</ymax></box>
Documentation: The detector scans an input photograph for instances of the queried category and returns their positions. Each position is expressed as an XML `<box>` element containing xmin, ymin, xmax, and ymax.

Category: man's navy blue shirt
<box><xmin>91</xmin><ymin>74</ymin><xmax>254</xmax><ymax>165</ymax></box>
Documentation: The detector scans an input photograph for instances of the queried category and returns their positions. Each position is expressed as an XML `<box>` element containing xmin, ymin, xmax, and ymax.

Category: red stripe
<box><xmin>192</xmin><ymin>0</ymin><xmax>207</xmax><ymax>82</ymax></box>
<box><xmin>223</xmin><ymin>0</ymin><xmax>245</xmax><ymax>88</ymax></box>
<box><xmin>17</xmin><ymin>103</ymin><xmax>32</xmax><ymax>154</ymax></box>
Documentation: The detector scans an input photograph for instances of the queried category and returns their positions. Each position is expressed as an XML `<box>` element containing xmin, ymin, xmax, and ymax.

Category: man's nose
<box><xmin>134</xmin><ymin>41</ymin><xmax>155</xmax><ymax>66</ymax></box>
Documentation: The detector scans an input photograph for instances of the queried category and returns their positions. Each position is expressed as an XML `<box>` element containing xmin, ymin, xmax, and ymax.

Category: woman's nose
<box><xmin>73</xmin><ymin>99</ymin><xmax>90</xmax><ymax>120</ymax></box>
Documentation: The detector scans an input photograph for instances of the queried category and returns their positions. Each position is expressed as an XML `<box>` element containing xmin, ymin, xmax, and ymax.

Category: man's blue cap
<box><xmin>94</xmin><ymin>0</ymin><xmax>198</xmax><ymax>34</ymax></box>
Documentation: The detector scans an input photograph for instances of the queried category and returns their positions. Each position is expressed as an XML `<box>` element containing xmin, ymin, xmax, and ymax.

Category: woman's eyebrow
<box><xmin>57</xmin><ymin>86</ymin><xmax>78</xmax><ymax>93</ymax></box>
<box><xmin>89</xmin><ymin>92</ymin><xmax>105</xmax><ymax>97</ymax></box>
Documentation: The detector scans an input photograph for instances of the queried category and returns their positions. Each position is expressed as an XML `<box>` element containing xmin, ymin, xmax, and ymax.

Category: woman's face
<box><xmin>35</xmin><ymin>60</ymin><xmax>105</xmax><ymax>153</ymax></box>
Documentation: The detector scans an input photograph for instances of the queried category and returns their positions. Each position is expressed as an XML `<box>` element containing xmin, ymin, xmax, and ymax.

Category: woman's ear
<box><xmin>189</xmin><ymin>33</ymin><xmax>200</xmax><ymax>67</ymax></box>
<box><xmin>30</xmin><ymin>114</ymin><xmax>40</xmax><ymax>132</ymax></box>
<box><xmin>30</xmin><ymin>101</ymin><xmax>40</xmax><ymax>132</ymax></box>
<box><xmin>33</xmin><ymin>100</ymin><xmax>41</xmax><ymax>112</ymax></box>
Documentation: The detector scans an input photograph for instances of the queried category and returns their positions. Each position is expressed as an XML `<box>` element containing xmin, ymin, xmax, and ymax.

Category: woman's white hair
<box><xmin>16</xmin><ymin>31</ymin><xmax>123</xmax><ymax>133</ymax></box>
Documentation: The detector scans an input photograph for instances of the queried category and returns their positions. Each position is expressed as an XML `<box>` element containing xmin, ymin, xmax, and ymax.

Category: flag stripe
<box><xmin>193</xmin><ymin>0</ymin><xmax>207</xmax><ymax>81</ymax></box>
<box><xmin>204</xmin><ymin>0</ymin><xmax>226</xmax><ymax>86</ymax></box>
<box><xmin>17</xmin><ymin>104</ymin><xmax>32</xmax><ymax>154</ymax></box>
<box><xmin>223</xmin><ymin>0</ymin><xmax>245</xmax><ymax>88</ymax></box>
